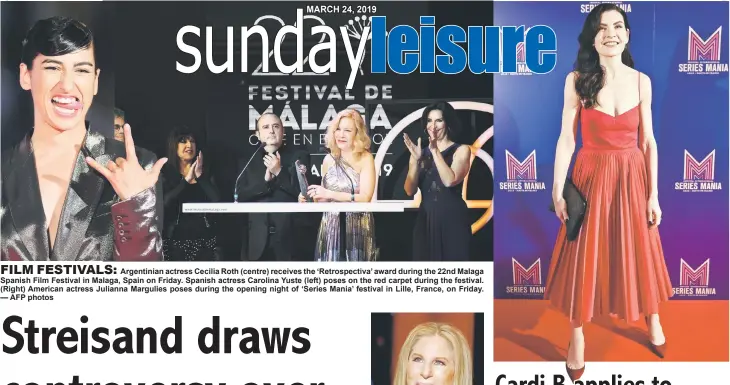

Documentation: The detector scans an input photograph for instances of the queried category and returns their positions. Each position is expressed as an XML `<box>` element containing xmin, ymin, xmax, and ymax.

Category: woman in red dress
<box><xmin>545</xmin><ymin>4</ymin><xmax>673</xmax><ymax>381</ymax></box>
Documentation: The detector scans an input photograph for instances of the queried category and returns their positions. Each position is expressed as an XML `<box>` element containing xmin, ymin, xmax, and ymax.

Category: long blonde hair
<box><xmin>393</xmin><ymin>322</ymin><xmax>472</xmax><ymax>385</ymax></box>
<box><xmin>325</xmin><ymin>109</ymin><xmax>371</xmax><ymax>159</ymax></box>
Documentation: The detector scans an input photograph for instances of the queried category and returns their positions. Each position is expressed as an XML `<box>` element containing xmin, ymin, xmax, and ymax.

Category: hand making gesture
<box><xmin>403</xmin><ymin>134</ymin><xmax>422</xmax><ymax>162</ymax></box>
<box><xmin>194</xmin><ymin>151</ymin><xmax>204</xmax><ymax>178</ymax></box>
<box><xmin>264</xmin><ymin>151</ymin><xmax>281</xmax><ymax>181</ymax></box>
<box><xmin>264</xmin><ymin>151</ymin><xmax>282</xmax><ymax>175</ymax></box>
<box><xmin>184</xmin><ymin>151</ymin><xmax>204</xmax><ymax>183</ymax></box>
<box><xmin>85</xmin><ymin>124</ymin><xmax>167</xmax><ymax>200</ymax></box>
<box><xmin>427</xmin><ymin>130</ymin><xmax>439</xmax><ymax>152</ymax></box>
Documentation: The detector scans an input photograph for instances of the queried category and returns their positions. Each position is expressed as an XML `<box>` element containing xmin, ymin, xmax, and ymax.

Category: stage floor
<box><xmin>494</xmin><ymin>299</ymin><xmax>729</xmax><ymax>362</ymax></box>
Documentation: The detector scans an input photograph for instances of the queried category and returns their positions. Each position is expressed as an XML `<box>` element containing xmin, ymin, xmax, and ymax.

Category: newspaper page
<box><xmin>0</xmin><ymin>1</ymin><xmax>728</xmax><ymax>385</ymax></box>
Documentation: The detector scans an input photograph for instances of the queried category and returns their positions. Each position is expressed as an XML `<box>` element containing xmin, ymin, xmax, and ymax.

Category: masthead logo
<box><xmin>500</xmin><ymin>150</ymin><xmax>545</xmax><ymax>192</ymax></box>
<box><xmin>499</xmin><ymin>31</ymin><xmax>532</xmax><ymax>76</ymax></box>
<box><xmin>674</xmin><ymin>258</ymin><xmax>716</xmax><ymax>297</ymax></box>
<box><xmin>506</xmin><ymin>258</ymin><xmax>544</xmax><ymax>295</ymax></box>
<box><xmin>675</xmin><ymin>150</ymin><xmax>722</xmax><ymax>192</ymax></box>
<box><xmin>678</xmin><ymin>26</ymin><xmax>729</xmax><ymax>75</ymax></box>
<box><xmin>176</xmin><ymin>8</ymin><xmax>559</xmax><ymax>89</ymax></box>
<box><xmin>511</xmin><ymin>42</ymin><xmax>532</xmax><ymax>75</ymax></box>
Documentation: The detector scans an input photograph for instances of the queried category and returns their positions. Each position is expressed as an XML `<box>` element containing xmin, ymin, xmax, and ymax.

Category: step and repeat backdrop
<box><xmin>494</xmin><ymin>0</ymin><xmax>729</xmax><ymax>301</ymax></box>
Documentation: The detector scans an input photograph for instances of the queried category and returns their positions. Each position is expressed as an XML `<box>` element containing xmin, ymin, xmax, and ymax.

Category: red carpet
<box><xmin>494</xmin><ymin>299</ymin><xmax>728</xmax><ymax>361</ymax></box>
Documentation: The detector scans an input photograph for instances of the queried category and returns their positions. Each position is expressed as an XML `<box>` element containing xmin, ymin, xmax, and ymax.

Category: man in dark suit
<box><xmin>1</xmin><ymin>16</ymin><xmax>165</xmax><ymax>261</ymax></box>
<box><xmin>234</xmin><ymin>113</ymin><xmax>311</xmax><ymax>261</ymax></box>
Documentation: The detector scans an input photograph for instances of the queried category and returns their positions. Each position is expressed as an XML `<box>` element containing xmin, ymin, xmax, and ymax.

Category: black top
<box><xmin>234</xmin><ymin>144</ymin><xmax>312</xmax><ymax>260</ymax></box>
<box><xmin>235</xmin><ymin>145</ymin><xmax>309</xmax><ymax>203</ymax></box>
<box><xmin>162</xmin><ymin>167</ymin><xmax>220</xmax><ymax>239</ymax></box>
<box><xmin>412</xmin><ymin>143</ymin><xmax>471</xmax><ymax>261</ymax></box>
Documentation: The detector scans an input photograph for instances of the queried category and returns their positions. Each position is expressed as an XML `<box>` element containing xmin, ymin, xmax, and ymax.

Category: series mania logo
<box><xmin>513</xmin><ymin>42</ymin><xmax>531</xmax><ymax>75</ymax></box>
<box><xmin>506</xmin><ymin>258</ymin><xmax>544</xmax><ymax>295</ymax></box>
<box><xmin>674</xmin><ymin>150</ymin><xmax>722</xmax><ymax>192</ymax></box>
<box><xmin>678</xmin><ymin>26</ymin><xmax>729</xmax><ymax>75</ymax></box>
<box><xmin>499</xmin><ymin>29</ymin><xmax>532</xmax><ymax>76</ymax></box>
<box><xmin>580</xmin><ymin>1</ymin><xmax>632</xmax><ymax>14</ymax></box>
<box><xmin>500</xmin><ymin>150</ymin><xmax>546</xmax><ymax>192</ymax></box>
<box><xmin>673</xmin><ymin>258</ymin><xmax>716</xmax><ymax>297</ymax></box>
<box><xmin>175</xmin><ymin>9</ymin><xmax>559</xmax><ymax>89</ymax></box>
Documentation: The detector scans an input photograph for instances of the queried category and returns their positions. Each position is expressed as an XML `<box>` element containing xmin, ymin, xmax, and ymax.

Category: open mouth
<box><xmin>51</xmin><ymin>95</ymin><xmax>82</xmax><ymax>117</ymax></box>
<box><xmin>603</xmin><ymin>41</ymin><xmax>620</xmax><ymax>47</ymax></box>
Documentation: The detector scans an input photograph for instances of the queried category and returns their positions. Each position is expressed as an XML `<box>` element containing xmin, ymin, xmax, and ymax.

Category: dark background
<box><xmin>2</xmin><ymin>1</ymin><xmax>494</xmax><ymax>262</ymax></box>
<box><xmin>365</xmin><ymin>99</ymin><xmax>493</xmax><ymax>262</ymax></box>
<box><xmin>1</xmin><ymin>1</ymin><xmax>116</xmax><ymax>148</ymax></box>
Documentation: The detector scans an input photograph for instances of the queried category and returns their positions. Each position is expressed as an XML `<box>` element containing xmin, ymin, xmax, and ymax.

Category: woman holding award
<box><xmin>545</xmin><ymin>4</ymin><xmax>673</xmax><ymax>381</ymax></box>
<box><xmin>298</xmin><ymin>109</ymin><xmax>378</xmax><ymax>261</ymax></box>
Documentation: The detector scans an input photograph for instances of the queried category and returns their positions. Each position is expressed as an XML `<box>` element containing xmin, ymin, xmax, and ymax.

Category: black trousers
<box><xmin>258</xmin><ymin>233</ymin><xmax>279</xmax><ymax>261</ymax></box>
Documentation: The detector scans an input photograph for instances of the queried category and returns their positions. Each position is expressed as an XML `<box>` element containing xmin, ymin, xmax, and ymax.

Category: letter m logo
<box><xmin>512</xmin><ymin>258</ymin><xmax>541</xmax><ymax>285</ymax></box>
<box><xmin>688</xmin><ymin>26</ymin><xmax>722</xmax><ymax>61</ymax></box>
<box><xmin>506</xmin><ymin>150</ymin><xmax>536</xmax><ymax>180</ymax></box>
<box><xmin>679</xmin><ymin>258</ymin><xmax>710</xmax><ymax>286</ymax></box>
<box><xmin>684</xmin><ymin>150</ymin><xmax>715</xmax><ymax>181</ymax></box>
<box><xmin>516</xmin><ymin>42</ymin><xmax>525</xmax><ymax>63</ymax></box>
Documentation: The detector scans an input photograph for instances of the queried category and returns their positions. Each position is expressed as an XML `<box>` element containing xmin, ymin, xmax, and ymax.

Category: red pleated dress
<box><xmin>544</xmin><ymin>74</ymin><xmax>674</xmax><ymax>323</ymax></box>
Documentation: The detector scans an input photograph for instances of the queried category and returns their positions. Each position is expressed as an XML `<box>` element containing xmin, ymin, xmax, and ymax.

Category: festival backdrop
<box><xmin>110</xmin><ymin>1</ymin><xmax>494</xmax><ymax>261</ymax></box>
<box><xmin>364</xmin><ymin>99</ymin><xmax>494</xmax><ymax>261</ymax></box>
<box><xmin>493</xmin><ymin>1</ymin><xmax>729</xmax><ymax>300</ymax></box>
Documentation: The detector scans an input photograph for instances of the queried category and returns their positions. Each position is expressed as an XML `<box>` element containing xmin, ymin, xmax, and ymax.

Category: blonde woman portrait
<box><xmin>393</xmin><ymin>322</ymin><xmax>473</xmax><ymax>385</ymax></box>
<box><xmin>298</xmin><ymin>109</ymin><xmax>378</xmax><ymax>261</ymax></box>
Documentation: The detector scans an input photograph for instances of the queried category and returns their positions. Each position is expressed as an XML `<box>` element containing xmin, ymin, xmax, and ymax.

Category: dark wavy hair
<box><xmin>166</xmin><ymin>126</ymin><xmax>199</xmax><ymax>173</ymax></box>
<box><xmin>574</xmin><ymin>3</ymin><xmax>634</xmax><ymax>109</ymax></box>
<box><xmin>421</xmin><ymin>101</ymin><xmax>463</xmax><ymax>144</ymax></box>
<box><xmin>21</xmin><ymin>16</ymin><xmax>95</xmax><ymax>69</ymax></box>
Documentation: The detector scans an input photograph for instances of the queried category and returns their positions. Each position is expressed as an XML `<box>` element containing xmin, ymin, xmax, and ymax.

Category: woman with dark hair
<box><xmin>161</xmin><ymin>127</ymin><xmax>221</xmax><ymax>261</ymax></box>
<box><xmin>544</xmin><ymin>4</ymin><xmax>672</xmax><ymax>380</ymax></box>
<box><xmin>403</xmin><ymin>101</ymin><xmax>472</xmax><ymax>261</ymax></box>
<box><xmin>2</xmin><ymin>16</ymin><xmax>165</xmax><ymax>261</ymax></box>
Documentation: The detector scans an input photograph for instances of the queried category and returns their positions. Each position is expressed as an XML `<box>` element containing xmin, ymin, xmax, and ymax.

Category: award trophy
<box><xmin>295</xmin><ymin>160</ymin><xmax>313</xmax><ymax>202</ymax></box>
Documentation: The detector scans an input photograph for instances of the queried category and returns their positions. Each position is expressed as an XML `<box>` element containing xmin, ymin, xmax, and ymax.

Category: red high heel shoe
<box><xmin>645</xmin><ymin>316</ymin><xmax>667</xmax><ymax>359</ymax></box>
<box><xmin>565</xmin><ymin>341</ymin><xmax>585</xmax><ymax>382</ymax></box>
